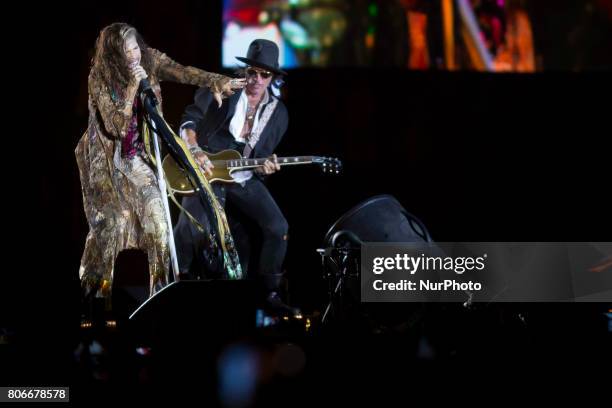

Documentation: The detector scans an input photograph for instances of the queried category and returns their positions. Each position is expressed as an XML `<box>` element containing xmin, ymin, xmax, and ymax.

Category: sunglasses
<box><xmin>246</xmin><ymin>68</ymin><xmax>273</xmax><ymax>79</ymax></box>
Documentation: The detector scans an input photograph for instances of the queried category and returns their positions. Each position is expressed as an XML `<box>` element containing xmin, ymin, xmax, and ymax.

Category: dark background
<box><xmin>2</xmin><ymin>0</ymin><xmax>610</xmax><ymax>394</ymax></box>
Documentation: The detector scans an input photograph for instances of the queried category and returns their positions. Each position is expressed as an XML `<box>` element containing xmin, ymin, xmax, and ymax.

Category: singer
<box><xmin>75</xmin><ymin>23</ymin><xmax>246</xmax><ymax>305</ymax></box>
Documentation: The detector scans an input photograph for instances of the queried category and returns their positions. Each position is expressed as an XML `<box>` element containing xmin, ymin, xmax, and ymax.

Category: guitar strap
<box><xmin>243</xmin><ymin>97</ymin><xmax>278</xmax><ymax>159</ymax></box>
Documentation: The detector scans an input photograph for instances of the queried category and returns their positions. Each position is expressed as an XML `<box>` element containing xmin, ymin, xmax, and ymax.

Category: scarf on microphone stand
<box><xmin>141</xmin><ymin>92</ymin><xmax>243</xmax><ymax>280</ymax></box>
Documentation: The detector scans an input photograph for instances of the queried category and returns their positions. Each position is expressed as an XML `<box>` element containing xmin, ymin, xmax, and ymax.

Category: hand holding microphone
<box><xmin>130</xmin><ymin>62</ymin><xmax>156</xmax><ymax>104</ymax></box>
<box><xmin>130</xmin><ymin>62</ymin><xmax>148</xmax><ymax>82</ymax></box>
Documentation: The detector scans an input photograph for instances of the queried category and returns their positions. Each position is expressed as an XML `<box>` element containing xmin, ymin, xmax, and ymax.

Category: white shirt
<box><xmin>229</xmin><ymin>89</ymin><xmax>271</xmax><ymax>183</ymax></box>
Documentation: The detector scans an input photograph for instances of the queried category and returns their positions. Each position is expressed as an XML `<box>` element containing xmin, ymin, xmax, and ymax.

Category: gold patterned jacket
<box><xmin>75</xmin><ymin>48</ymin><xmax>231</xmax><ymax>297</ymax></box>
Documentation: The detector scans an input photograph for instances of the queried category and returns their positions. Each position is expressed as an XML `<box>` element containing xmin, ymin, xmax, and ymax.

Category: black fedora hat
<box><xmin>236</xmin><ymin>39</ymin><xmax>288</xmax><ymax>76</ymax></box>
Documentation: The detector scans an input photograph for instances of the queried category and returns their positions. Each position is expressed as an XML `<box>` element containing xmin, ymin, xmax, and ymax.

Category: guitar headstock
<box><xmin>313</xmin><ymin>157</ymin><xmax>343</xmax><ymax>175</ymax></box>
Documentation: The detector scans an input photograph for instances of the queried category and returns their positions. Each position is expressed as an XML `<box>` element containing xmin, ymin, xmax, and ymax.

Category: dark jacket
<box><xmin>180</xmin><ymin>87</ymin><xmax>288</xmax><ymax>159</ymax></box>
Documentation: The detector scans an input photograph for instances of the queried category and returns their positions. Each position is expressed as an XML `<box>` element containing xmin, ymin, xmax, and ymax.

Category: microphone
<box><xmin>139</xmin><ymin>78</ymin><xmax>152</xmax><ymax>93</ymax></box>
<box><xmin>139</xmin><ymin>78</ymin><xmax>157</xmax><ymax>105</ymax></box>
<box><xmin>130</xmin><ymin>62</ymin><xmax>156</xmax><ymax>104</ymax></box>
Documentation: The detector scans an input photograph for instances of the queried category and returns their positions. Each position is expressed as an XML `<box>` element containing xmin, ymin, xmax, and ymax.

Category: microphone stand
<box><xmin>140</xmin><ymin>86</ymin><xmax>180</xmax><ymax>281</ymax></box>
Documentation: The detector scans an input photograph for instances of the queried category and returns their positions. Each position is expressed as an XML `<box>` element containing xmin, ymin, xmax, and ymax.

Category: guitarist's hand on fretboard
<box><xmin>254</xmin><ymin>154</ymin><xmax>281</xmax><ymax>175</ymax></box>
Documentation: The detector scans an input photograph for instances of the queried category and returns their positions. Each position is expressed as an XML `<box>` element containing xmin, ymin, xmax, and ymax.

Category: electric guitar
<box><xmin>162</xmin><ymin>149</ymin><xmax>342</xmax><ymax>195</ymax></box>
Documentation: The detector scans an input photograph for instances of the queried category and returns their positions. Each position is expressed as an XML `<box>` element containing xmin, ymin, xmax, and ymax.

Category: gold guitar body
<box><xmin>162</xmin><ymin>149</ymin><xmax>243</xmax><ymax>195</ymax></box>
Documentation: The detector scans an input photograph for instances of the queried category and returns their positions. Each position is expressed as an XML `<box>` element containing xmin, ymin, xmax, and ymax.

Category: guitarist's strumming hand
<box><xmin>255</xmin><ymin>154</ymin><xmax>281</xmax><ymax>175</ymax></box>
<box><xmin>194</xmin><ymin>151</ymin><xmax>214</xmax><ymax>177</ymax></box>
<box><xmin>184</xmin><ymin>129</ymin><xmax>214</xmax><ymax>177</ymax></box>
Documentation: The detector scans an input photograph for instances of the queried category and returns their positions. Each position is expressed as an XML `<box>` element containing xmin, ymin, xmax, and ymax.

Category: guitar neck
<box><xmin>225</xmin><ymin>156</ymin><xmax>317</xmax><ymax>170</ymax></box>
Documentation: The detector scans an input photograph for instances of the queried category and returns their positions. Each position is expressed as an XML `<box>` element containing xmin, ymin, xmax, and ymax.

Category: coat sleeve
<box><xmin>269</xmin><ymin>101</ymin><xmax>289</xmax><ymax>152</ymax></box>
<box><xmin>88</xmin><ymin>72</ymin><xmax>138</xmax><ymax>139</ymax></box>
<box><xmin>151</xmin><ymin>48</ymin><xmax>232</xmax><ymax>96</ymax></box>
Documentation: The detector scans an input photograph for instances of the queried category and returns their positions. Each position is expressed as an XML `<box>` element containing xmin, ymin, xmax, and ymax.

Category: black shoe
<box><xmin>266</xmin><ymin>291</ymin><xmax>301</xmax><ymax>317</ymax></box>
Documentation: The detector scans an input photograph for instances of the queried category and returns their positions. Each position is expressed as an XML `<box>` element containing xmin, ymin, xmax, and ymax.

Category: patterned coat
<box><xmin>76</xmin><ymin>48</ymin><xmax>231</xmax><ymax>299</ymax></box>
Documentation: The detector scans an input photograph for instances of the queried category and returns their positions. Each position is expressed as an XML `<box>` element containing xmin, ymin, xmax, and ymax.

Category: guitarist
<box><xmin>174</xmin><ymin>39</ymin><xmax>298</xmax><ymax>314</ymax></box>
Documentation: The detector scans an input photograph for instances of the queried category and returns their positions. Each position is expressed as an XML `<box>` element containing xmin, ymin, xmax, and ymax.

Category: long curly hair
<box><xmin>91</xmin><ymin>23</ymin><xmax>153</xmax><ymax>99</ymax></box>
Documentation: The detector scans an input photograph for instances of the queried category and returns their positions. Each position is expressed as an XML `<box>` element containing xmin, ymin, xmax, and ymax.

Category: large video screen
<box><xmin>222</xmin><ymin>0</ymin><xmax>612</xmax><ymax>72</ymax></box>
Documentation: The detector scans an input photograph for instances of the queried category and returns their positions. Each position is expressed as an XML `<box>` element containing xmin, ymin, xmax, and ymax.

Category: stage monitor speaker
<box><xmin>324</xmin><ymin>194</ymin><xmax>432</xmax><ymax>246</ymax></box>
<box><xmin>129</xmin><ymin>280</ymin><xmax>258</xmax><ymax>346</ymax></box>
<box><xmin>320</xmin><ymin>195</ymin><xmax>436</xmax><ymax>326</ymax></box>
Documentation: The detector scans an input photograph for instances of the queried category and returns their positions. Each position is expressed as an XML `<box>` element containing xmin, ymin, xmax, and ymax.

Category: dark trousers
<box><xmin>174</xmin><ymin>177</ymin><xmax>288</xmax><ymax>290</ymax></box>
